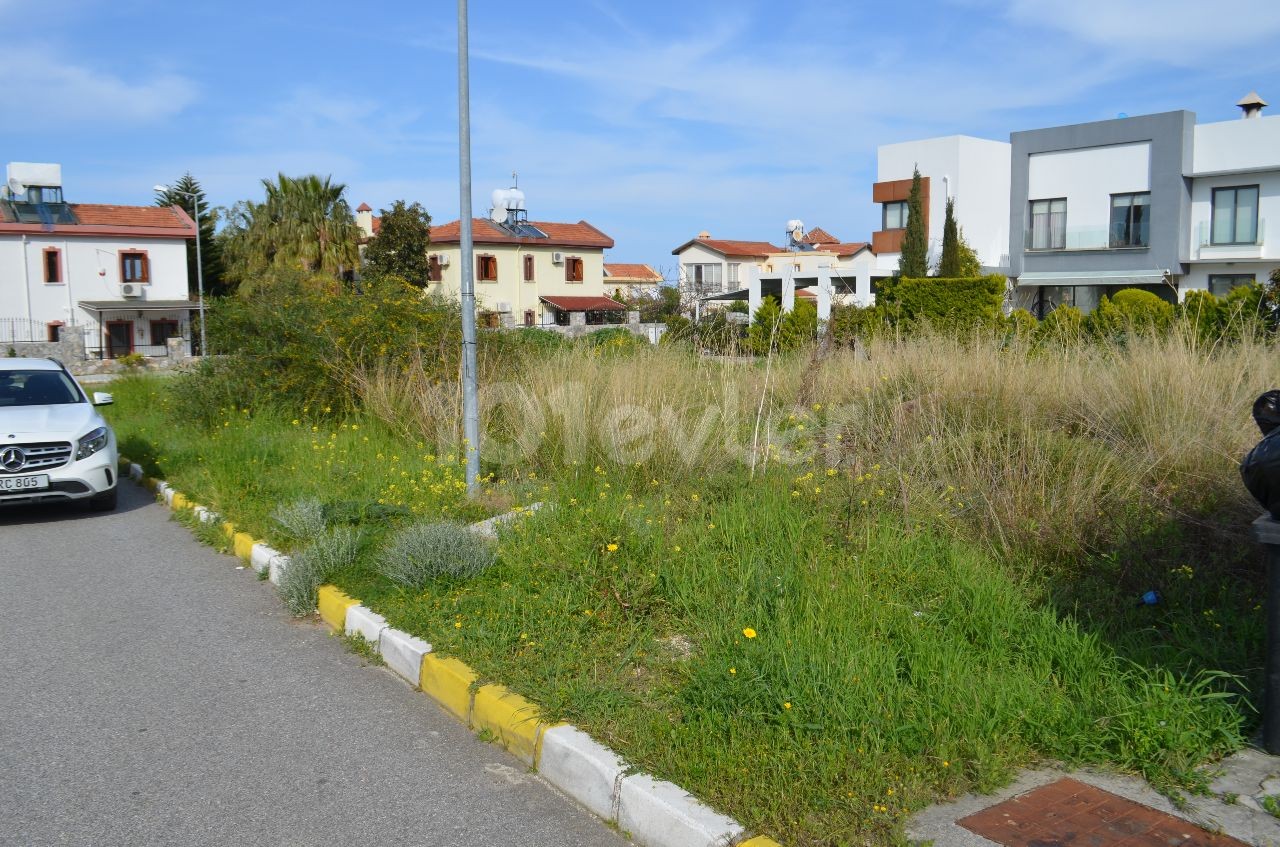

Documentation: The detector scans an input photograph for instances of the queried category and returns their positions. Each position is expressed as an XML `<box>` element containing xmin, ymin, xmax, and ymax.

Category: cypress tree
<box><xmin>938</xmin><ymin>196</ymin><xmax>960</xmax><ymax>277</ymax></box>
<box><xmin>898</xmin><ymin>166</ymin><xmax>928</xmax><ymax>279</ymax></box>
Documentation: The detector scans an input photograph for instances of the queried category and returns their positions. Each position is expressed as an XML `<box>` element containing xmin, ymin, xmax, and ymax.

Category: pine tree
<box><xmin>938</xmin><ymin>197</ymin><xmax>960</xmax><ymax>277</ymax></box>
<box><xmin>898</xmin><ymin>167</ymin><xmax>928</xmax><ymax>279</ymax></box>
<box><xmin>154</xmin><ymin>173</ymin><xmax>227</xmax><ymax>296</ymax></box>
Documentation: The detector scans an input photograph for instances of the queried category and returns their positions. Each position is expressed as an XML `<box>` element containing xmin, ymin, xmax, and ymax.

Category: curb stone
<box><xmin>118</xmin><ymin>458</ymin><xmax>777</xmax><ymax>847</ymax></box>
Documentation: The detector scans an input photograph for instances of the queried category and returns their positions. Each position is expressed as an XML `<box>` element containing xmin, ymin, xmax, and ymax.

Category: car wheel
<box><xmin>88</xmin><ymin>486</ymin><xmax>118</xmax><ymax>512</ymax></box>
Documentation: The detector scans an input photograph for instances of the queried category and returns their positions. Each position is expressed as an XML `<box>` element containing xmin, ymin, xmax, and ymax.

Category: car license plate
<box><xmin>0</xmin><ymin>474</ymin><xmax>49</xmax><ymax>492</ymax></box>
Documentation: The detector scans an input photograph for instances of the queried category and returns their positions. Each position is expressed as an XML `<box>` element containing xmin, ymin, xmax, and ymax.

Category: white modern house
<box><xmin>673</xmin><ymin>227</ymin><xmax>875</xmax><ymax>319</ymax></box>
<box><xmin>1184</xmin><ymin>98</ymin><xmax>1279</xmax><ymax>296</ymax></box>
<box><xmin>871</xmin><ymin>135</ymin><xmax>1011</xmax><ymax>278</ymax></box>
<box><xmin>1006</xmin><ymin>93</ymin><xmax>1278</xmax><ymax>315</ymax></box>
<box><xmin>0</xmin><ymin>162</ymin><xmax>196</xmax><ymax>357</ymax></box>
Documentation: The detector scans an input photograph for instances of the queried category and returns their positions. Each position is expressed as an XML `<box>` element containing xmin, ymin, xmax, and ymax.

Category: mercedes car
<box><xmin>0</xmin><ymin>357</ymin><xmax>118</xmax><ymax>510</ymax></box>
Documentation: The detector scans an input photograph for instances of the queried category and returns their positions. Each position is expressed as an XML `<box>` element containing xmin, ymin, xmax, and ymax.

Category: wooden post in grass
<box><xmin>1254</xmin><ymin>515</ymin><xmax>1280</xmax><ymax>754</ymax></box>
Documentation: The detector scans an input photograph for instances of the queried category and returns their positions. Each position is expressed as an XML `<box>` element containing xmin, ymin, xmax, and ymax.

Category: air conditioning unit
<box><xmin>551</xmin><ymin>251</ymin><xmax>564</xmax><ymax>264</ymax></box>
<box><xmin>120</xmin><ymin>283</ymin><xmax>143</xmax><ymax>299</ymax></box>
<box><xmin>437</xmin><ymin>254</ymin><xmax>450</xmax><ymax>267</ymax></box>
<box><xmin>496</xmin><ymin>301</ymin><xmax>512</xmax><ymax>313</ymax></box>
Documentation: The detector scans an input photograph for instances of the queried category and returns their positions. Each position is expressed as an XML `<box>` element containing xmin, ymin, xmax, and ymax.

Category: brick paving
<box><xmin>958</xmin><ymin>778</ymin><xmax>1250</xmax><ymax>847</ymax></box>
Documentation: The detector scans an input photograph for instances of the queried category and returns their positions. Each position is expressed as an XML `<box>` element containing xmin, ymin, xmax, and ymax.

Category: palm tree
<box><xmin>220</xmin><ymin>174</ymin><xmax>360</xmax><ymax>293</ymax></box>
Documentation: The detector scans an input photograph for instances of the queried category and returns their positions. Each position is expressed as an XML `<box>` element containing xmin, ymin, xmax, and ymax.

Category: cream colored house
<box><xmin>603</xmin><ymin>263</ymin><xmax>664</xmax><ymax>299</ymax></box>
<box><xmin>357</xmin><ymin>204</ymin><xmax>620</xmax><ymax>328</ymax></box>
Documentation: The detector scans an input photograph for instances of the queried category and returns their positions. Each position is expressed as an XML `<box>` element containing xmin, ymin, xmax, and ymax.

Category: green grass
<box><xmin>104</xmin><ymin>374</ymin><xmax>488</xmax><ymax>548</ymax></box>
<box><xmin>103</xmin><ymin>370</ymin><xmax>1260</xmax><ymax>847</ymax></box>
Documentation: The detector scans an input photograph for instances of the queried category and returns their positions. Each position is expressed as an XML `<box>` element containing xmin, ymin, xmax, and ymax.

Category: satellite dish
<box><xmin>6</xmin><ymin>177</ymin><xmax>26</xmax><ymax>198</ymax></box>
<box><xmin>786</xmin><ymin>219</ymin><xmax>804</xmax><ymax>235</ymax></box>
<box><xmin>489</xmin><ymin>206</ymin><xmax>507</xmax><ymax>224</ymax></box>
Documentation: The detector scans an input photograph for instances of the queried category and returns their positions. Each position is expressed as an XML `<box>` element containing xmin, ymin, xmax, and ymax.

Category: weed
<box><xmin>339</xmin><ymin>631</ymin><xmax>384</xmax><ymax>665</ymax></box>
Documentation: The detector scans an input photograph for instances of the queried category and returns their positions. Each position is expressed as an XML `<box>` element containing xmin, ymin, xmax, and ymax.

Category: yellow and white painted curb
<box><xmin>119</xmin><ymin>455</ymin><xmax>773</xmax><ymax>847</ymax></box>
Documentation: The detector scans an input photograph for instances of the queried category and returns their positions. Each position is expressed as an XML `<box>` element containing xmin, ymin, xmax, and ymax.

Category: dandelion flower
<box><xmin>783</xmin><ymin>702</ymin><xmax>792</xmax><ymax>710</ymax></box>
<box><xmin>606</xmin><ymin>543</ymin><xmax>619</xmax><ymax>552</ymax></box>
<box><xmin>729</xmin><ymin>667</ymin><xmax>736</xmax><ymax>675</ymax></box>
<box><xmin>742</xmin><ymin>627</ymin><xmax>757</xmax><ymax>639</ymax></box>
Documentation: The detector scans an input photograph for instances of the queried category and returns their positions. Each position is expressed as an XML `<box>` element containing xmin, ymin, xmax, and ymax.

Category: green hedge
<box><xmin>878</xmin><ymin>274</ymin><xmax>1007</xmax><ymax>332</ymax></box>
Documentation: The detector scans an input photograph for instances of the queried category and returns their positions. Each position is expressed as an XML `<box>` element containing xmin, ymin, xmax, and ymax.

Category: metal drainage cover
<box><xmin>958</xmin><ymin>778</ymin><xmax>1248</xmax><ymax>847</ymax></box>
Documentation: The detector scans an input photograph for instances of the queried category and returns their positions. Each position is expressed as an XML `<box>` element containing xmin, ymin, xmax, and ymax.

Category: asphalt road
<box><xmin>0</xmin><ymin>483</ymin><xmax>624</xmax><ymax>847</ymax></box>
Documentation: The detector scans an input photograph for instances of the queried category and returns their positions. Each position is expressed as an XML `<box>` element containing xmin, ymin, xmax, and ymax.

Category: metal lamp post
<box><xmin>457</xmin><ymin>0</ymin><xmax>481</xmax><ymax>496</ymax></box>
<box><xmin>154</xmin><ymin>184</ymin><xmax>207</xmax><ymax>356</ymax></box>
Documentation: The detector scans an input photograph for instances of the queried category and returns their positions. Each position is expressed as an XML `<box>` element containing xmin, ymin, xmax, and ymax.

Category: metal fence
<box><xmin>0</xmin><ymin>317</ymin><xmax>48</xmax><ymax>343</ymax></box>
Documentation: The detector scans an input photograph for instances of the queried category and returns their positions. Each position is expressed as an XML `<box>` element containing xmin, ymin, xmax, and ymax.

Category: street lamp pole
<box><xmin>457</xmin><ymin>0</ymin><xmax>481</xmax><ymax>496</ymax></box>
<box><xmin>155</xmin><ymin>185</ymin><xmax>207</xmax><ymax>356</ymax></box>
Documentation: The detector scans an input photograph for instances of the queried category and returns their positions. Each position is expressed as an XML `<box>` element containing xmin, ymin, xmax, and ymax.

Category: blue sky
<box><xmin>2</xmin><ymin>0</ymin><xmax>1278</xmax><ymax>271</ymax></box>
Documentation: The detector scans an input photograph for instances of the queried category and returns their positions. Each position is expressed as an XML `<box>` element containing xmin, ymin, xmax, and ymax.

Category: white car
<box><xmin>0</xmin><ymin>357</ymin><xmax>118</xmax><ymax>510</ymax></box>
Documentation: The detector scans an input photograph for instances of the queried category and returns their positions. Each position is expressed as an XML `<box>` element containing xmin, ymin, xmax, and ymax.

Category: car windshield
<box><xmin>0</xmin><ymin>370</ymin><xmax>83</xmax><ymax>407</ymax></box>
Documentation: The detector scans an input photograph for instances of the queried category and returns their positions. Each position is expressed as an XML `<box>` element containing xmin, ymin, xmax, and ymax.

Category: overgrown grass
<box><xmin>101</xmin><ymin>329</ymin><xmax>1274</xmax><ymax>846</ymax></box>
<box><xmin>104</xmin><ymin>376</ymin><xmax>487</xmax><ymax>546</ymax></box>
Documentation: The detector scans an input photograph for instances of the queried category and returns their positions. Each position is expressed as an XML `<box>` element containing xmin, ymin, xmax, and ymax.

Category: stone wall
<box><xmin>3</xmin><ymin>333</ymin><xmax>197</xmax><ymax>375</ymax></box>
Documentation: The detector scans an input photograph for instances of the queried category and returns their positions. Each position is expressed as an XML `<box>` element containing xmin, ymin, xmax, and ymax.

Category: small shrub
<box><xmin>276</xmin><ymin>526</ymin><xmax>363</xmax><ymax>617</ymax></box>
<box><xmin>116</xmin><ymin>352</ymin><xmax>147</xmax><ymax>369</ymax></box>
<box><xmin>1178</xmin><ymin>289</ymin><xmax>1225</xmax><ymax>343</ymax></box>
<box><xmin>1005</xmin><ymin>308</ymin><xmax>1038</xmax><ymax>337</ymax></box>
<box><xmin>578</xmin><ymin>326</ymin><xmax>647</xmax><ymax>355</ymax></box>
<box><xmin>278</xmin><ymin>553</ymin><xmax>323</xmax><ymax>616</ymax></box>
<box><xmin>877</xmin><ymin>274</ymin><xmax>1006</xmax><ymax>333</ymax></box>
<box><xmin>378</xmin><ymin>521</ymin><xmax>496</xmax><ymax>588</ymax></box>
<box><xmin>829</xmin><ymin>303</ymin><xmax>886</xmax><ymax>346</ymax></box>
<box><xmin>272</xmin><ymin>498</ymin><xmax>327</xmax><ymax>546</ymax></box>
<box><xmin>1087</xmin><ymin>289</ymin><xmax>1174</xmax><ymax>338</ymax></box>
<box><xmin>1034</xmin><ymin>305</ymin><xmax>1085</xmax><ymax>345</ymax></box>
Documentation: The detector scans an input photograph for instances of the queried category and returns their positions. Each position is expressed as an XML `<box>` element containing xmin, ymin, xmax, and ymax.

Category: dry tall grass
<box><xmin>346</xmin><ymin>329</ymin><xmax>1277</xmax><ymax>562</ymax></box>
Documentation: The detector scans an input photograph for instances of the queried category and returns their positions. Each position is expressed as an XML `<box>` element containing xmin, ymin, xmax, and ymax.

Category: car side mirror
<box><xmin>93</xmin><ymin>392</ymin><xmax>114</xmax><ymax>406</ymax></box>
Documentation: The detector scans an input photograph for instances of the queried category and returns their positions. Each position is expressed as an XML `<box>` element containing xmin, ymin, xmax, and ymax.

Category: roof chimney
<box><xmin>355</xmin><ymin>203</ymin><xmax>375</xmax><ymax>238</ymax></box>
<box><xmin>1237</xmin><ymin>91</ymin><xmax>1268</xmax><ymax>119</ymax></box>
<box><xmin>697</xmin><ymin>230</ymin><xmax>711</xmax><ymax>239</ymax></box>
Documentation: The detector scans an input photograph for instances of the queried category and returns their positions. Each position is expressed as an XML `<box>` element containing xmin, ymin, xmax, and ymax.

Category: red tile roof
<box><xmin>371</xmin><ymin>216</ymin><xmax>381</xmax><ymax>234</ymax></box>
<box><xmin>804</xmin><ymin>226</ymin><xmax>840</xmax><ymax>245</ymax></box>
<box><xmin>0</xmin><ymin>202</ymin><xmax>195</xmax><ymax>238</ymax></box>
<box><xmin>822</xmin><ymin>241</ymin><xmax>870</xmax><ymax>257</ymax></box>
<box><xmin>356</xmin><ymin>202</ymin><xmax>373</xmax><ymax>212</ymax></box>
<box><xmin>431</xmin><ymin>218</ymin><xmax>614</xmax><ymax>248</ymax></box>
<box><xmin>539</xmin><ymin>295</ymin><xmax>626</xmax><ymax>311</ymax></box>
<box><xmin>672</xmin><ymin>237</ymin><xmax>782</xmax><ymax>257</ymax></box>
<box><xmin>604</xmin><ymin>263</ymin><xmax>663</xmax><ymax>282</ymax></box>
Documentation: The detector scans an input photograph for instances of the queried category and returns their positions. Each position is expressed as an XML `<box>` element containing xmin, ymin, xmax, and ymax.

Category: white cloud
<box><xmin>0</xmin><ymin>49</ymin><xmax>196</xmax><ymax>128</ymax></box>
<box><xmin>1002</xmin><ymin>0</ymin><xmax>1280</xmax><ymax>59</ymax></box>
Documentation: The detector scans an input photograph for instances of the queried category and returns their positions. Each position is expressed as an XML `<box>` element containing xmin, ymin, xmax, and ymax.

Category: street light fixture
<box><xmin>154</xmin><ymin>183</ymin><xmax>207</xmax><ymax>356</ymax></box>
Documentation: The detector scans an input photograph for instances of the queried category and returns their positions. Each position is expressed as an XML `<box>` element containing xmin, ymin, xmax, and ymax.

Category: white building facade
<box><xmin>872</xmin><ymin>135</ymin><xmax>1011</xmax><ymax>278</ymax></box>
<box><xmin>0</xmin><ymin>163</ymin><xmax>196</xmax><ymax>357</ymax></box>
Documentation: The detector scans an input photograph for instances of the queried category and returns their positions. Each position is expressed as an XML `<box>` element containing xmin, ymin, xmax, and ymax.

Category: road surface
<box><xmin>0</xmin><ymin>483</ymin><xmax>624</xmax><ymax>847</ymax></box>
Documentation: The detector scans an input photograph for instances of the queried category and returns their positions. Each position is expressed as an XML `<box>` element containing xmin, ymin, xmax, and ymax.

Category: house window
<box><xmin>428</xmin><ymin>255</ymin><xmax>443</xmax><ymax>282</ymax></box>
<box><xmin>565</xmin><ymin>256</ymin><xmax>584</xmax><ymax>282</ymax></box>
<box><xmin>1029</xmin><ymin>198</ymin><xmax>1067</xmax><ymax>250</ymax></box>
<box><xmin>524</xmin><ymin>254</ymin><xmax>536</xmax><ymax>282</ymax></box>
<box><xmin>1211</xmin><ymin>185</ymin><xmax>1259</xmax><ymax>245</ymax></box>
<box><xmin>43</xmin><ymin>247</ymin><xmax>62</xmax><ymax>283</ymax></box>
<box><xmin>151</xmin><ymin>320</ymin><xmax>180</xmax><ymax>347</ymax></box>
<box><xmin>1208</xmin><ymin>274</ymin><xmax>1256</xmax><ymax>297</ymax></box>
<box><xmin>728</xmin><ymin>263</ymin><xmax>740</xmax><ymax>285</ymax></box>
<box><xmin>477</xmin><ymin>254</ymin><xmax>498</xmax><ymax>281</ymax></box>
<box><xmin>687</xmin><ymin>263</ymin><xmax>722</xmax><ymax>295</ymax></box>
<box><xmin>120</xmin><ymin>251</ymin><xmax>149</xmax><ymax>282</ymax></box>
<box><xmin>523</xmin><ymin>309</ymin><xmax>535</xmax><ymax>327</ymax></box>
<box><xmin>1109</xmin><ymin>192</ymin><xmax>1150</xmax><ymax>248</ymax></box>
<box><xmin>882</xmin><ymin>201</ymin><xmax>908</xmax><ymax>230</ymax></box>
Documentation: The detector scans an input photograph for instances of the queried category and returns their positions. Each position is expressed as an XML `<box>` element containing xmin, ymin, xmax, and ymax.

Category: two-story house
<box><xmin>673</xmin><ymin>228</ymin><xmax>875</xmax><ymax>318</ymax></box>
<box><xmin>871</xmin><ymin>135</ymin><xmax>1011</xmax><ymax>279</ymax></box>
<box><xmin>1006</xmin><ymin>94</ymin><xmax>1277</xmax><ymax>316</ymax></box>
<box><xmin>1184</xmin><ymin>95</ymin><xmax>1278</xmax><ymax>297</ymax></box>
<box><xmin>0</xmin><ymin>162</ymin><xmax>196</xmax><ymax>357</ymax></box>
<box><xmin>357</xmin><ymin>191</ymin><xmax>621</xmax><ymax>329</ymax></box>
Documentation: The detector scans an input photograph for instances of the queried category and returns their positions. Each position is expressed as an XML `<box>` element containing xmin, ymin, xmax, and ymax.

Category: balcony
<box><xmin>1024</xmin><ymin>225</ymin><xmax>1149</xmax><ymax>252</ymax></box>
<box><xmin>1194</xmin><ymin>219</ymin><xmax>1266</xmax><ymax>260</ymax></box>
